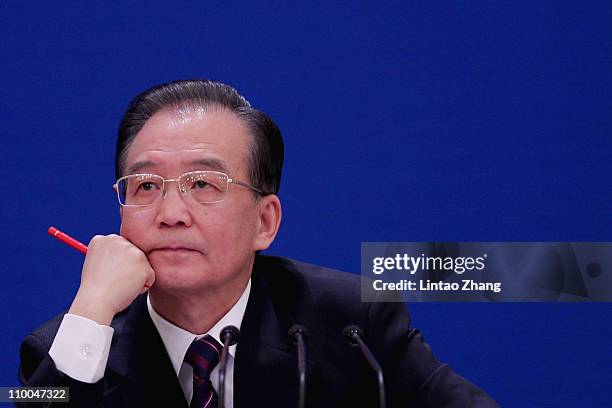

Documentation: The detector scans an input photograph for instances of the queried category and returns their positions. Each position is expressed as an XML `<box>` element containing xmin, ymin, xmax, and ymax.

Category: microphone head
<box><xmin>342</xmin><ymin>325</ymin><xmax>363</xmax><ymax>347</ymax></box>
<box><xmin>288</xmin><ymin>324</ymin><xmax>308</xmax><ymax>345</ymax></box>
<box><xmin>220</xmin><ymin>325</ymin><xmax>240</xmax><ymax>346</ymax></box>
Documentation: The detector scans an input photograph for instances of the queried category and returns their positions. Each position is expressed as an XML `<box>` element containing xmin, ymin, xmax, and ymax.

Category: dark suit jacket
<box><xmin>19</xmin><ymin>255</ymin><xmax>498</xmax><ymax>407</ymax></box>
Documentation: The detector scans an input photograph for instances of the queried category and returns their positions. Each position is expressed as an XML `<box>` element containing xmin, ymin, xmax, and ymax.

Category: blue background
<box><xmin>1</xmin><ymin>1</ymin><xmax>610</xmax><ymax>406</ymax></box>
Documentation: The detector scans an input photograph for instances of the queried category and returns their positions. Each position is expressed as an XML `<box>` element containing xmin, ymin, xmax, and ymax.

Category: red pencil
<box><xmin>48</xmin><ymin>226</ymin><xmax>88</xmax><ymax>255</ymax></box>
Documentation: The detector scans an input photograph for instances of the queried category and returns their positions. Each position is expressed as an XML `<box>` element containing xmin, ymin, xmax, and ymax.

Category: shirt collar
<box><xmin>147</xmin><ymin>279</ymin><xmax>251</xmax><ymax>376</ymax></box>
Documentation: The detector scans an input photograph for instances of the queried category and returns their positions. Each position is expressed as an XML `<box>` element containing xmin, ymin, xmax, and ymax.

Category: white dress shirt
<box><xmin>48</xmin><ymin>279</ymin><xmax>251</xmax><ymax>408</ymax></box>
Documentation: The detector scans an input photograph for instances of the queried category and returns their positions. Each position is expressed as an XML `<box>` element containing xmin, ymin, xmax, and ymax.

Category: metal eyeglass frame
<box><xmin>113</xmin><ymin>170</ymin><xmax>265</xmax><ymax>207</ymax></box>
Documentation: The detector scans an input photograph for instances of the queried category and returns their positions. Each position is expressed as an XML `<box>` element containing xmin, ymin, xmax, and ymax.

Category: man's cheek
<box><xmin>120</xmin><ymin>209</ymin><xmax>156</xmax><ymax>233</ymax></box>
<box><xmin>122</xmin><ymin>207</ymin><xmax>157</xmax><ymax>221</ymax></box>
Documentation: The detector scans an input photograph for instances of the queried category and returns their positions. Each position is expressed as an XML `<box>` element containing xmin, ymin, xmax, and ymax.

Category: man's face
<box><xmin>119</xmin><ymin>108</ymin><xmax>264</xmax><ymax>294</ymax></box>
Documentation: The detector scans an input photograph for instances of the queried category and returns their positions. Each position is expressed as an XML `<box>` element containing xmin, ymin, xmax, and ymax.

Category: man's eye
<box><xmin>193</xmin><ymin>180</ymin><xmax>210</xmax><ymax>189</ymax></box>
<box><xmin>139</xmin><ymin>182</ymin><xmax>158</xmax><ymax>191</ymax></box>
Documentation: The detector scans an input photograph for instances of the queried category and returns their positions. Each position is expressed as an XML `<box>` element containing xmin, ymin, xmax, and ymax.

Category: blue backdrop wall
<box><xmin>1</xmin><ymin>1</ymin><xmax>610</xmax><ymax>406</ymax></box>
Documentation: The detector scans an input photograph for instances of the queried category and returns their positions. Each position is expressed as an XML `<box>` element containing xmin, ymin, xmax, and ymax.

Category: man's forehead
<box><xmin>124</xmin><ymin>109</ymin><xmax>252</xmax><ymax>176</ymax></box>
<box><xmin>137</xmin><ymin>115</ymin><xmax>245</xmax><ymax>145</ymax></box>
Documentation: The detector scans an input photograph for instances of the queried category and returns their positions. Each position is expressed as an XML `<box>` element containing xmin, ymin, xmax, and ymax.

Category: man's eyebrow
<box><xmin>125</xmin><ymin>158</ymin><xmax>229</xmax><ymax>175</ymax></box>
<box><xmin>189</xmin><ymin>158</ymin><xmax>229</xmax><ymax>172</ymax></box>
<box><xmin>126</xmin><ymin>160</ymin><xmax>156</xmax><ymax>174</ymax></box>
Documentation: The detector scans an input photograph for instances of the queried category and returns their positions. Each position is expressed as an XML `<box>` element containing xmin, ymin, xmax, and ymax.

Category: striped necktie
<box><xmin>184</xmin><ymin>335</ymin><xmax>222</xmax><ymax>408</ymax></box>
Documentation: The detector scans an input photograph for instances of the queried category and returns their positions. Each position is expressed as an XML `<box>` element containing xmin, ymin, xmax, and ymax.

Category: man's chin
<box><xmin>147</xmin><ymin>255</ymin><xmax>209</xmax><ymax>286</ymax></box>
<box><xmin>149</xmin><ymin>272</ymin><xmax>214</xmax><ymax>294</ymax></box>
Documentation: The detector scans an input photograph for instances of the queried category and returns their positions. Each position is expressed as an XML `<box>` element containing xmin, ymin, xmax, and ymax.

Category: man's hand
<box><xmin>68</xmin><ymin>234</ymin><xmax>155</xmax><ymax>326</ymax></box>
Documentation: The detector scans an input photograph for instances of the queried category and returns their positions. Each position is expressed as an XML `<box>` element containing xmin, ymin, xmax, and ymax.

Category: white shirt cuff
<box><xmin>48</xmin><ymin>313</ymin><xmax>114</xmax><ymax>383</ymax></box>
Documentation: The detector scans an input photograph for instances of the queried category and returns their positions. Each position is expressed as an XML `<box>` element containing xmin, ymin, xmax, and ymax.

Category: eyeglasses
<box><xmin>113</xmin><ymin>171</ymin><xmax>265</xmax><ymax>207</ymax></box>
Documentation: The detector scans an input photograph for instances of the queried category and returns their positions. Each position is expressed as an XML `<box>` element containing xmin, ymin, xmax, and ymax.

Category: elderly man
<box><xmin>19</xmin><ymin>80</ymin><xmax>498</xmax><ymax>407</ymax></box>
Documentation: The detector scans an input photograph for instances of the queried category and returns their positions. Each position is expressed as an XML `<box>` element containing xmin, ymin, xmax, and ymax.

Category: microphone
<box><xmin>342</xmin><ymin>325</ymin><xmax>386</xmax><ymax>408</ymax></box>
<box><xmin>218</xmin><ymin>325</ymin><xmax>240</xmax><ymax>408</ymax></box>
<box><xmin>288</xmin><ymin>325</ymin><xmax>308</xmax><ymax>408</ymax></box>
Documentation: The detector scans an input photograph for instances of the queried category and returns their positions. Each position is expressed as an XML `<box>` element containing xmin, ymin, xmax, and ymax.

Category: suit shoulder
<box><xmin>257</xmin><ymin>254</ymin><xmax>360</xmax><ymax>290</ymax></box>
<box><xmin>255</xmin><ymin>255</ymin><xmax>365</xmax><ymax>313</ymax></box>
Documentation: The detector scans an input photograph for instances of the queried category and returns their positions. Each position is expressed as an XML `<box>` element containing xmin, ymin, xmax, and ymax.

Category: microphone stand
<box><xmin>219</xmin><ymin>325</ymin><xmax>240</xmax><ymax>408</ymax></box>
<box><xmin>343</xmin><ymin>325</ymin><xmax>386</xmax><ymax>408</ymax></box>
<box><xmin>288</xmin><ymin>325</ymin><xmax>308</xmax><ymax>408</ymax></box>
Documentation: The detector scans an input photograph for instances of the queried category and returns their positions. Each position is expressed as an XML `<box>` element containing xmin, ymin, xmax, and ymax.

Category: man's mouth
<box><xmin>149</xmin><ymin>247</ymin><xmax>201</xmax><ymax>254</ymax></box>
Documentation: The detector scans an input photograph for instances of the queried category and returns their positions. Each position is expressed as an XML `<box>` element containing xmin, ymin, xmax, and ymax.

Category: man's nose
<box><xmin>154</xmin><ymin>181</ymin><xmax>193</xmax><ymax>227</ymax></box>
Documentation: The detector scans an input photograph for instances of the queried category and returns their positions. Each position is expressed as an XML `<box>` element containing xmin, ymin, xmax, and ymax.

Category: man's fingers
<box><xmin>144</xmin><ymin>268</ymin><xmax>156</xmax><ymax>289</ymax></box>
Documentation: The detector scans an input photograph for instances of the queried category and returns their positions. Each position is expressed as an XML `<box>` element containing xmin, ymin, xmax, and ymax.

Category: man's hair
<box><xmin>115</xmin><ymin>79</ymin><xmax>284</xmax><ymax>195</ymax></box>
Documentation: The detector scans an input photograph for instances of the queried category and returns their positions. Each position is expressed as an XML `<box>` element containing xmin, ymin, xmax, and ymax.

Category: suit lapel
<box><xmin>105</xmin><ymin>294</ymin><xmax>189</xmax><ymax>407</ymax></box>
<box><xmin>234</xmin><ymin>258</ymin><xmax>324</xmax><ymax>408</ymax></box>
<box><xmin>234</xmin><ymin>267</ymin><xmax>300</xmax><ymax>408</ymax></box>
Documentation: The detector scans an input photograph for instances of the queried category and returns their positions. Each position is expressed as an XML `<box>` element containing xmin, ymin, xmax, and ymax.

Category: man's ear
<box><xmin>252</xmin><ymin>194</ymin><xmax>282</xmax><ymax>251</ymax></box>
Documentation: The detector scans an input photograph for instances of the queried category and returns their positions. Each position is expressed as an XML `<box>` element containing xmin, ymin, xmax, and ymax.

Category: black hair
<box><xmin>115</xmin><ymin>79</ymin><xmax>284</xmax><ymax>195</ymax></box>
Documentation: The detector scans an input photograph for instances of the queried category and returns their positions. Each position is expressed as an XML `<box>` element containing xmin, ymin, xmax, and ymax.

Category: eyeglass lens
<box><xmin>117</xmin><ymin>172</ymin><xmax>229</xmax><ymax>205</ymax></box>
